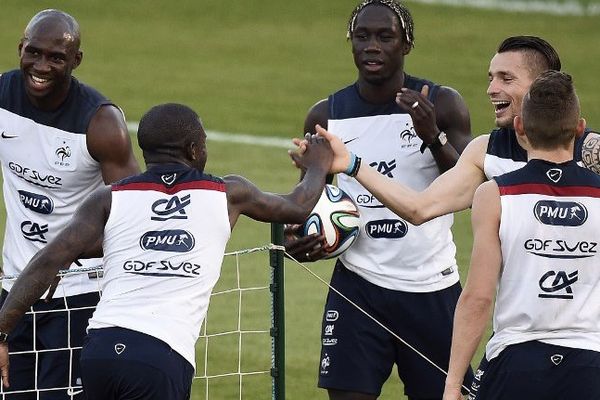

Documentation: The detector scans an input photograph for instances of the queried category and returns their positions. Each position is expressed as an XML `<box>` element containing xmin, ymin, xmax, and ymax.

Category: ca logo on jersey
<box><xmin>21</xmin><ymin>221</ymin><xmax>49</xmax><ymax>243</ymax></box>
<box><xmin>151</xmin><ymin>194</ymin><xmax>190</xmax><ymax>221</ymax></box>
<box><xmin>538</xmin><ymin>270</ymin><xmax>578</xmax><ymax>299</ymax></box>
<box><xmin>18</xmin><ymin>191</ymin><xmax>54</xmax><ymax>214</ymax></box>
<box><xmin>369</xmin><ymin>159</ymin><xmax>397</xmax><ymax>178</ymax></box>
<box><xmin>534</xmin><ymin>200</ymin><xmax>588</xmax><ymax>226</ymax></box>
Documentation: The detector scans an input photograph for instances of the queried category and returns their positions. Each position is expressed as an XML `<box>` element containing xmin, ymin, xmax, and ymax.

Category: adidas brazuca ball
<box><xmin>301</xmin><ymin>184</ymin><xmax>360</xmax><ymax>259</ymax></box>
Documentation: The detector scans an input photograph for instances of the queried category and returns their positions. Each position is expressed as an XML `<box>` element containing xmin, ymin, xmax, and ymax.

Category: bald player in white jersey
<box><xmin>443</xmin><ymin>71</ymin><xmax>600</xmax><ymax>400</ymax></box>
<box><xmin>0</xmin><ymin>103</ymin><xmax>333</xmax><ymax>400</ymax></box>
<box><xmin>0</xmin><ymin>9</ymin><xmax>139</xmax><ymax>399</ymax></box>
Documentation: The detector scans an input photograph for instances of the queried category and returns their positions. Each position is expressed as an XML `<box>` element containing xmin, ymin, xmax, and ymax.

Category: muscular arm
<box><xmin>430</xmin><ymin>86</ymin><xmax>472</xmax><ymax>171</ymax></box>
<box><xmin>443</xmin><ymin>181</ymin><xmax>502</xmax><ymax>400</ymax></box>
<box><xmin>87</xmin><ymin>105</ymin><xmax>140</xmax><ymax>184</ymax></box>
<box><xmin>226</xmin><ymin>137</ymin><xmax>331</xmax><ymax>229</ymax></box>
<box><xmin>0</xmin><ymin>187</ymin><xmax>111</xmax><ymax>334</ymax></box>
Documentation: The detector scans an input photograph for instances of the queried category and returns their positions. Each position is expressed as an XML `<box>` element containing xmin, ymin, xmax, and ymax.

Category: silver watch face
<box><xmin>438</xmin><ymin>131</ymin><xmax>448</xmax><ymax>145</ymax></box>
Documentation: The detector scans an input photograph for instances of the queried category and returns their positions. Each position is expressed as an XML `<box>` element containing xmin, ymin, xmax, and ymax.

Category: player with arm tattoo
<box><xmin>0</xmin><ymin>103</ymin><xmax>332</xmax><ymax>399</ymax></box>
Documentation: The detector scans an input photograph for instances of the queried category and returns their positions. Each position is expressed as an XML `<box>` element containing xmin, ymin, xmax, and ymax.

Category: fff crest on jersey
<box><xmin>51</xmin><ymin>137</ymin><xmax>77</xmax><ymax>172</ymax></box>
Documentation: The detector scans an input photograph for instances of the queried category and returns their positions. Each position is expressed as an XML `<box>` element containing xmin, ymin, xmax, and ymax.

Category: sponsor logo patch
<box><xmin>524</xmin><ymin>238</ymin><xmax>597</xmax><ymax>259</ymax></box>
<box><xmin>151</xmin><ymin>194</ymin><xmax>190</xmax><ymax>221</ymax></box>
<box><xmin>534</xmin><ymin>200</ymin><xmax>587</xmax><ymax>226</ymax></box>
<box><xmin>538</xmin><ymin>270</ymin><xmax>578</xmax><ymax>299</ymax></box>
<box><xmin>122</xmin><ymin>259</ymin><xmax>202</xmax><ymax>277</ymax></box>
<box><xmin>21</xmin><ymin>221</ymin><xmax>48</xmax><ymax>243</ymax></box>
<box><xmin>365</xmin><ymin>219</ymin><xmax>408</xmax><ymax>239</ymax></box>
<box><xmin>9</xmin><ymin>162</ymin><xmax>62</xmax><ymax>189</ymax></box>
<box><xmin>369</xmin><ymin>159</ymin><xmax>397</xmax><ymax>178</ymax></box>
<box><xmin>325</xmin><ymin>310</ymin><xmax>339</xmax><ymax>322</ymax></box>
<box><xmin>18</xmin><ymin>190</ymin><xmax>54</xmax><ymax>214</ymax></box>
<box><xmin>140</xmin><ymin>230</ymin><xmax>195</xmax><ymax>252</ymax></box>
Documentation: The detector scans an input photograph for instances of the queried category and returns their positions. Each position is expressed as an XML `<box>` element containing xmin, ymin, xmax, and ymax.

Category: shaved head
<box><xmin>137</xmin><ymin>103</ymin><xmax>207</xmax><ymax>170</ymax></box>
<box><xmin>24</xmin><ymin>9</ymin><xmax>81</xmax><ymax>51</ymax></box>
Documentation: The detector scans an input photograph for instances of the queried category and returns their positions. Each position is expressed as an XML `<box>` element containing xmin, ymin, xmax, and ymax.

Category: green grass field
<box><xmin>1</xmin><ymin>1</ymin><xmax>600</xmax><ymax>398</ymax></box>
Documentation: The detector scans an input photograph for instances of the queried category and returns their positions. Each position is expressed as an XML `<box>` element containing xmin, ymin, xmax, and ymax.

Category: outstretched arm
<box><xmin>443</xmin><ymin>180</ymin><xmax>502</xmax><ymax>400</ymax></box>
<box><xmin>226</xmin><ymin>136</ymin><xmax>332</xmax><ymax>229</ymax></box>
<box><xmin>316</xmin><ymin>125</ymin><xmax>489</xmax><ymax>225</ymax></box>
<box><xmin>0</xmin><ymin>186</ymin><xmax>111</xmax><ymax>386</ymax></box>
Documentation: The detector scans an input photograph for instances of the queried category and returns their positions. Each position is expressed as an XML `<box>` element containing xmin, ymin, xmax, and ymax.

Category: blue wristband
<box><xmin>344</xmin><ymin>152</ymin><xmax>357</xmax><ymax>175</ymax></box>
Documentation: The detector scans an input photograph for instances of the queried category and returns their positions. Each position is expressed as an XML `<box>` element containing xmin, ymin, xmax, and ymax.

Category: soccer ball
<box><xmin>301</xmin><ymin>184</ymin><xmax>360</xmax><ymax>259</ymax></box>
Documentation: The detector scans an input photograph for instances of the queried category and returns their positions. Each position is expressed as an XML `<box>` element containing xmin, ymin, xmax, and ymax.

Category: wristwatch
<box><xmin>0</xmin><ymin>332</ymin><xmax>8</xmax><ymax>343</ymax></box>
<box><xmin>420</xmin><ymin>131</ymin><xmax>448</xmax><ymax>153</ymax></box>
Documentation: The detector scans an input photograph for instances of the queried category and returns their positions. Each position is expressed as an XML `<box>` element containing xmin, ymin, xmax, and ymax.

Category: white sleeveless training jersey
<box><xmin>326</xmin><ymin>77</ymin><xmax>459</xmax><ymax>292</ymax></box>
<box><xmin>486</xmin><ymin>159</ymin><xmax>600</xmax><ymax>360</ymax></box>
<box><xmin>87</xmin><ymin>165</ymin><xmax>231</xmax><ymax>368</ymax></box>
<box><xmin>330</xmin><ymin>116</ymin><xmax>458</xmax><ymax>291</ymax></box>
<box><xmin>0</xmin><ymin>70</ymin><xmax>111</xmax><ymax>297</ymax></box>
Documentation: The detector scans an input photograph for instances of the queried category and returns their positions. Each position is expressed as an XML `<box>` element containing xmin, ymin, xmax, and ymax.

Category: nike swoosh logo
<box><xmin>1</xmin><ymin>131</ymin><xmax>18</xmax><ymax>139</ymax></box>
<box><xmin>343</xmin><ymin>137</ymin><xmax>358</xmax><ymax>144</ymax></box>
<box><xmin>66</xmin><ymin>388</ymin><xmax>83</xmax><ymax>396</ymax></box>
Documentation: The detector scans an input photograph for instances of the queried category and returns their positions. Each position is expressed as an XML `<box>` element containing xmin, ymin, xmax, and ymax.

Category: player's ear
<box><xmin>402</xmin><ymin>41</ymin><xmax>411</xmax><ymax>55</ymax></box>
<box><xmin>188</xmin><ymin>142</ymin><xmax>198</xmax><ymax>161</ymax></box>
<box><xmin>73</xmin><ymin>50</ymin><xmax>83</xmax><ymax>70</ymax></box>
<box><xmin>514</xmin><ymin>116</ymin><xmax>524</xmax><ymax>137</ymax></box>
<box><xmin>575</xmin><ymin>118</ymin><xmax>586</xmax><ymax>138</ymax></box>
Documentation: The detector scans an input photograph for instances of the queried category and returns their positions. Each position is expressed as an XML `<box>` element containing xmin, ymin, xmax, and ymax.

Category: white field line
<box><xmin>407</xmin><ymin>0</ymin><xmax>600</xmax><ymax>15</ymax></box>
<box><xmin>126</xmin><ymin>121</ymin><xmax>292</xmax><ymax>149</ymax></box>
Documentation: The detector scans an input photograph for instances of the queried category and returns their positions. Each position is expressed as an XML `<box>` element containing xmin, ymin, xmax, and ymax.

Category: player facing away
<box><xmin>0</xmin><ymin>9</ymin><xmax>139</xmax><ymax>399</ymax></box>
<box><xmin>287</xmin><ymin>0</ymin><xmax>474</xmax><ymax>399</ymax></box>
<box><xmin>443</xmin><ymin>71</ymin><xmax>600</xmax><ymax>400</ymax></box>
<box><xmin>311</xmin><ymin>36</ymin><xmax>600</xmax><ymax>230</ymax></box>
<box><xmin>0</xmin><ymin>103</ymin><xmax>333</xmax><ymax>400</ymax></box>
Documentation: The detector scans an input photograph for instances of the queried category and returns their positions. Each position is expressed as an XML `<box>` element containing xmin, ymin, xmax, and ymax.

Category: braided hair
<box><xmin>346</xmin><ymin>0</ymin><xmax>415</xmax><ymax>48</ymax></box>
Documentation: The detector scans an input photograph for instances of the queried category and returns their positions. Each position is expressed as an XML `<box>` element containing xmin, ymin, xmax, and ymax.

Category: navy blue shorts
<box><xmin>80</xmin><ymin>327</ymin><xmax>194</xmax><ymax>400</ymax></box>
<box><xmin>470</xmin><ymin>341</ymin><xmax>600</xmax><ymax>400</ymax></box>
<box><xmin>0</xmin><ymin>289</ymin><xmax>99</xmax><ymax>400</ymax></box>
<box><xmin>318</xmin><ymin>262</ymin><xmax>473</xmax><ymax>398</ymax></box>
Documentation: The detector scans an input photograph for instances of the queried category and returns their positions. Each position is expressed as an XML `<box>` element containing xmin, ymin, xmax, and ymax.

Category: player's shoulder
<box><xmin>455</xmin><ymin>134</ymin><xmax>490</xmax><ymax>173</ymax></box>
<box><xmin>473</xmin><ymin>178</ymin><xmax>500</xmax><ymax>208</ymax></box>
<box><xmin>305</xmin><ymin>98</ymin><xmax>329</xmax><ymax>132</ymax></box>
